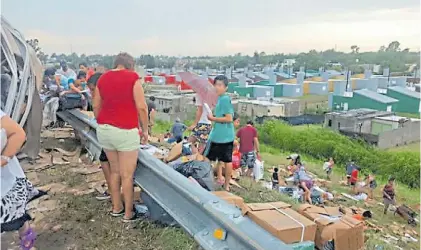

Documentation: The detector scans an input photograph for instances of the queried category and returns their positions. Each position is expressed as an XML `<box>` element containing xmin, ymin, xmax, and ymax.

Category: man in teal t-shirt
<box><xmin>205</xmin><ymin>75</ymin><xmax>235</xmax><ymax>191</ymax></box>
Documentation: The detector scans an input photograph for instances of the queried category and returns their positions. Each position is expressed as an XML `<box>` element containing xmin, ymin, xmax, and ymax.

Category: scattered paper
<box><xmin>37</xmin><ymin>200</ymin><xmax>59</xmax><ymax>212</ymax></box>
<box><xmin>53</xmin><ymin>147</ymin><xmax>80</xmax><ymax>157</ymax></box>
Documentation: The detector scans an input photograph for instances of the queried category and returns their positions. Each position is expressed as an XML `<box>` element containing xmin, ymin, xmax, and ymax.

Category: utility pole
<box><xmin>345</xmin><ymin>67</ymin><xmax>350</xmax><ymax>91</ymax></box>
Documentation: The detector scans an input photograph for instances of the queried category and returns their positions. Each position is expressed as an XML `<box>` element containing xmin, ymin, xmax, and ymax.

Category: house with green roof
<box><xmin>330</xmin><ymin>89</ymin><xmax>399</xmax><ymax>112</ymax></box>
<box><xmin>385</xmin><ymin>86</ymin><xmax>420</xmax><ymax>114</ymax></box>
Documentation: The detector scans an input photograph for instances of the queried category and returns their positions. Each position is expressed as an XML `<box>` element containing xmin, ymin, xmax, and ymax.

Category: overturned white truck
<box><xmin>1</xmin><ymin>16</ymin><xmax>44</xmax><ymax>159</ymax></box>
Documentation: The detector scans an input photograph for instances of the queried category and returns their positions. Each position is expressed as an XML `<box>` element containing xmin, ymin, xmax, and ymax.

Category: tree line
<box><xmin>27</xmin><ymin>40</ymin><xmax>419</xmax><ymax>73</ymax></box>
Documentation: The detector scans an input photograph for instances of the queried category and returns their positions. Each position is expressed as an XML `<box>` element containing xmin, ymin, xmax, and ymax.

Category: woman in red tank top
<box><xmin>93</xmin><ymin>52</ymin><xmax>149</xmax><ymax>222</ymax></box>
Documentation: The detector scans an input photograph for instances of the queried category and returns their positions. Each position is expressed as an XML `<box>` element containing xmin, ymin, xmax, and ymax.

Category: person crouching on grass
<box><xmin>204</xmin><ymin>75</ymin><xmax>235</xmax><ymax>191</ymax></box>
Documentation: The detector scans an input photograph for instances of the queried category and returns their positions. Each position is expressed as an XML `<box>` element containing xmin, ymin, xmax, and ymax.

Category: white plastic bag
<box><xmin>322</xmin><ymin>162</ymin><xmax>330</xmax><ymax>171</ymax></box>
<box><xmin>253</xmin><ymin>159</ymin><xmax>264</xmax><ymax>181</ymax></box>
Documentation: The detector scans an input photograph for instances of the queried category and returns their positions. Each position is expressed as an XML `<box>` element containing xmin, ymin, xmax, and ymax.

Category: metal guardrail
<box><xmin>57</xmin><ymin>109</ymin><xmax>314</xmax><ymax>250</ymax></box>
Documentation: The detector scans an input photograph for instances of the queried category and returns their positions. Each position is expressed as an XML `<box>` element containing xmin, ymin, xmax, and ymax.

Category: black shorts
<box><xmin>99</xmin><ymin>150</ymin><xmax>108</xmax><ymax>162</ymax></box>
<box><xmin>205</xmin><ymin>141</ymin><xmax>233</xmax><ymax>163</ymax></box>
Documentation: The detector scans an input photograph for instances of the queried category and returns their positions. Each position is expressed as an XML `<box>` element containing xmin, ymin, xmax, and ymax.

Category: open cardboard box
<box><xmin>165</xmin><ymin>142</ymin><xmax>183</xmax><ymax>162</ymax></box>
<box><xmin>241</xmin><ymin>202</ymin><xmax>317</xmax><ymax>244</ymax></box>
<box><xmin>298</xmin><ymin>205</ymin><xmax>364</xmax><ymax>250</ymax></box>
<box><xmin>212</xmin><ymin>191</ymin><xmax>245</xmax><ymax>209</ymax></box>
<box><xmin>165</xmin><ymin>142</ymin><xmax>205</xmax><ymax>163</ymax></box>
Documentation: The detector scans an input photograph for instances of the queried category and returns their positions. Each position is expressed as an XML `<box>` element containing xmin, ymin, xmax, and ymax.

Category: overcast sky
<box><xmin>1</xmin><ymin>0</ymin><xmax>420</xmax><ymax>56</ymax></box>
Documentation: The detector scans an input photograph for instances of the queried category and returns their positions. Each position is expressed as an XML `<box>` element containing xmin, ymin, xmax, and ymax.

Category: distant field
<box><xmin>387</xmin><ymin>142</ymin><xmax>420</xmax><ymax>153</ymax></box>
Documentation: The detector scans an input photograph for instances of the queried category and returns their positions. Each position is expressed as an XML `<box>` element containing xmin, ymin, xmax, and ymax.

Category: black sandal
<box><xmin>109</xmin><ymin>209</ymin><xmax>125</xmax><ymax>217</ymax></box>
<box><xmin>122</xmin><ymin>212</ymin><xmax>140</xmax><ymax>223</ymax></box>
<box><xmin>28</xmin><ymin>190</ymin><xmax>48</xmax><ymax>203</ymax></box>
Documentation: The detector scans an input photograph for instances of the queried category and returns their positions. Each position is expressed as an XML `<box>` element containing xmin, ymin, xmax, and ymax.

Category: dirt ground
<box><xmin>2</xmin><ymin>126</ymin><xmax>419</xmax><ymax>250</ymax></box>
<box><xmin>1</xmin><ymin>129</ymin><xmax>196</xmax><ymax>250</ymax></box>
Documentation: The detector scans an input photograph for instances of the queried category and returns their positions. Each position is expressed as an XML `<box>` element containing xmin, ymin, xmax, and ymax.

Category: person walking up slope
<box><xmin>205</xmin><ymin>75</ymin><xmax>235</xmax><ymax>191</ymax></box>
<box><xmin>236</xmin><ymin>120</ymin><xmax>260</xmax><ymax>177</ymax></box>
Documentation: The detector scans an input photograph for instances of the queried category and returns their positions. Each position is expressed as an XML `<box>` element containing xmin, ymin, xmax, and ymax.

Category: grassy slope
<box><xmin>153</xmin><ymin>120</ymin><xmax>420</xmax><ymax>250</ymax></box>
<box><xmin>260</xmin><ymin>146</ymin><xmax>420</xmax><ymax>250</ymax></box>
<box><xmin>387</xmin><ymin>142</ymin><xmax>420</xmax><ymax>153</ymax></box>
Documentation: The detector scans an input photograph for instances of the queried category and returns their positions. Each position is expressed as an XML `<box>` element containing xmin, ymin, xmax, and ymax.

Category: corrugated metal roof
<box><xmin>252</xmin><ymin>85</ymin><xmax>272</xmax><ymax>89</ymax></box>
<box><xmin>275</xmin><ymin>72</ymin><xmax>293</xmax><ymax>79</ymax></box>
<box><xmin>374</xmin><ymin>115</ymin><xmax>420</xmax><ymax>122</ymax></box>
<box><xmin>388</xmin><ymin>86</ymin><xmax>420</xmax><ymax>99</ymax></box>
<box><xmin>354</xmin><ymin>89</ymin><xmax>398</xmax><ymax>103</ymax></box>
<box><xmin>325</xmin><ymin>70</ymin><xmax>342</xmax><ymax>76</ymax></box>
<box><xmin>254</xmin><ymin>73</ymin><xmax>269</xmax><ymax>80</ymax></box>
<box><xmin>304</xmin><ymin>73</ymin><xmax>317</xmax><ymax>77</ymax></box>
<box><xmin>238</xmin><ymin>99</ymin><xmax>298</xmax><ymax>106</ymax></box>
<box><xmin>232</xmin><ymin>74</ymin><xmax>252</xmax><ymax>82</ymax></box>
<box><xmin>327</xmin><ymin>108</ymin><xmax>393</xmax><ymax>119</ymax></box>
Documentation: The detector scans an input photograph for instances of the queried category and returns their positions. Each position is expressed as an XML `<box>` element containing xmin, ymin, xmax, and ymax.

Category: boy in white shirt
<box><xmin>188</xmin><ymin>94</ymin><xmax>212</xmax><ymax>154</ymax></box>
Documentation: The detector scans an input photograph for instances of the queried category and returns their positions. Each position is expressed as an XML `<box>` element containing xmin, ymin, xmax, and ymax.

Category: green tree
<box><xmin>386</xmin><ymin>41</ymin><xmax>401</xmax><ymax>52</ymax></box>
<box><xmin>253</xmin><ymin>51</ymin><xmax>260</xmax><ymax>64</ymax></box>
<box><xmin>350</xmin><ymin>45</ymin><xmax>360</xmax><ymax>54</ymax></box>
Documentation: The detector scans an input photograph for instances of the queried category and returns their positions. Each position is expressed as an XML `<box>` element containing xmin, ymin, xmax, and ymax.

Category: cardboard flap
<box><xmin>299</xmin><ymin>204</ymin><xmax>328</xmax><ymax>214</ymax></box>
<box><xmin>212</xmin><ymin>191</ymin><xmax>244</xmax><ymax>208</ymax></box>
<box><xmin>166</xmin><ymin>142</ymin><xmax>182</xmax><ymax>162</ymax></box>
<box><xmin>324</xmin><ymin>207</ymin><xmax>342</xmax><ymax>217</ymax></box>
<box><xmin>299</xmin><ymin>205</ymin><xmax>342</xmax><ymax>216</ymax></box>
<box><xmin>247</xmin><ymin>202</ymin><xmax>291</xmax><ymax>211</ymax></box>
<box><xmin>340</xmin><ymin>215</ymin><xmax>363</xmax><ymax>227</ymax></box>
<box><xmin>242</xmin><ymin>202</ymin><xmax>291</xmax><ymax>216</ymax></box>
<box><xmin>298</xmin><ymin>204</ymin><xmax>313</xmax><ymax>213</ymax></box>
<box><xmin>313</xmin><ymin>217</ymin><xmax>335</xmax><ymax>226</ymax></box>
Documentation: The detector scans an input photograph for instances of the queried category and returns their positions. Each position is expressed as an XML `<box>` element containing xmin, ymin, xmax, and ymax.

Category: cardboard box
<box><xmin>212</xmin><ymin>191</ymin><xmax>244</xmax><ymax>209</ymax></box>
<box><xmin>80</xmin><ymin>110</ymin><xmax>95</xmax><ymax>119</ymax></box>
<box><xmin>149</xmin><ymin>136</ymin><xmax>160</xmax><ymax>144</ymax></box>
<box><xmin>121</xmin><ymin>187</ymin><xmax>142</xmax><ymax>202</ymax></box>
<box><xmin>242</xmin><ymin>202</ymin><xmax>317</xmax><ymax>244</ymax></box>
<box><xmin>166</xmin><ymin>142</ymin><xmax>182</xmax><ymax>162</ymax></box>
<box><xmin>298</xmin><ymin>205</ymin><xmax>364</xmax><ymax>250</ymax></box>
<box><xmin>153</xmin><ymin>152</ymin><xmax>166</xmax><ymax>161</ymax></box>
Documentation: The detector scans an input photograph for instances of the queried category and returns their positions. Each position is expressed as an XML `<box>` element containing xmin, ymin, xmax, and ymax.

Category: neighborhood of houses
<box><xmin>138</xmin><ymin>63</ymin><xmax>420</xmax><ymax>149</ymax></box>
